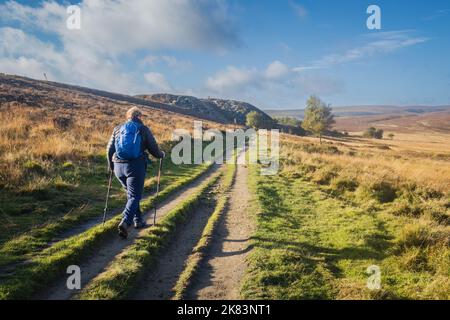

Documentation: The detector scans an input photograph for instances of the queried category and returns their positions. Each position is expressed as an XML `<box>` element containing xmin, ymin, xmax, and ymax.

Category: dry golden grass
<box><xmin>0</xmin><ymin>83</ymin><xmax>226</xmax><ymax>189</ymax></box>
<box><xmin>281</xmin><ymin>133</ymin><xmax>450</xmax><ymax>194</ymax></box>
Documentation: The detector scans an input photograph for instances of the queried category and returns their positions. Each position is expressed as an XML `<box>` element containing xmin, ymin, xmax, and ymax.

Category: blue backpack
<box><xmin>115</xmin><ymin>121</ymin><xmax>143</xmax><ymax>160</ymax></box>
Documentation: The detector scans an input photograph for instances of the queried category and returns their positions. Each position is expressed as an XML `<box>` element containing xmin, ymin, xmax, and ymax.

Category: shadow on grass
<box><xmin>248</xmin><ymin>185</ymin><xmax>396</xmax><ymax>299</ymax></box>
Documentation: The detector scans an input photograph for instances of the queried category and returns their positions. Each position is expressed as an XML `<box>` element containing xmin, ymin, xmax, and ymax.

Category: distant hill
<box><xmin>265</xmin><ymin>105</ymin><xmax>450</xmax><ymax>120</ymax></box>
<box><xmin>265</xmin><ymin>105</ymin><xmax>450</xmax><ymax>133</ymax></box>
<box><xmin>137</xmin><ymin>93</ymin><xmax>273</xmax><ymax>126</ymax></box>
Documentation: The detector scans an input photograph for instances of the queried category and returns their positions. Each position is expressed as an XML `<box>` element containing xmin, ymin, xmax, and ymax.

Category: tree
<box><xmin>246</xmin><ymin>111</ymin><xmax>264</xmax><ymax>130</ymax></box>
<box><xmin>363</xmin><ymin>127</ymin><xmax>377</xmax><ymax>138</ymax></box>
<box><xmin>363</xmin><ymin>127</ymin><xmax>384</xmax><ymax>139</ymax></box>
<box><xmin>388</xmin><ymin>133</ymin><xmax>395</xmax><ymax>140</ymax></box>
<box><xmin>375</xmin><ymin>129</ymin><xmax>384</xmax><ymax>139</ymax></box>
<box><xmin>274</xmin><ymin>116</ymin><xmax>301</xmax><ymax>127</ymax></box>
<box><xmin>301</xmin><ymin>95</ymin><xmax>335</xmax><ymax>143</ymax></box>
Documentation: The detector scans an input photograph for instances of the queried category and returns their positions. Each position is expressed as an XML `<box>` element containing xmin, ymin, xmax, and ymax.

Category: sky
<box><xmin>0</xmin><ymin>0</ymin><xmax>449</xmax><ymax>109</ymax></box>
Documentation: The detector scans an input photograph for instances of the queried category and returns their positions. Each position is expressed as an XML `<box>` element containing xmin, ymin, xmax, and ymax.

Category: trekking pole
<box><xmin>153</xmin><ymin>158</ymin><xmax>163</xmax><ymax>225</ymax></box>
<box><xmin>102</xmin><ymin>170</ymin><xmax>113</xmax><ymax>225</ymax></box>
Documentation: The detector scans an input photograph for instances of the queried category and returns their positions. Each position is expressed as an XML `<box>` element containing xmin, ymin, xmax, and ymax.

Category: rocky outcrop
<box><xmin>137</xmin><ymin>94</ymin><xmax>274</xmax><ymax>126</ymax></box>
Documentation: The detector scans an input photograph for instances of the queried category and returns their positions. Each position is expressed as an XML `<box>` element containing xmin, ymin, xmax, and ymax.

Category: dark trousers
<box><xmin>114</xmin><ymin>158</ymin><xmax>146</xmax><ymax>225</ymax></box>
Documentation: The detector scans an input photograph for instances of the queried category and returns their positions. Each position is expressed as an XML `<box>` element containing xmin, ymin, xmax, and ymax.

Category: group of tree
<box><xmin>363</xmin><ymin>127</ymin><xmax>384</xmax><ymax>139</ymax></box>
<box><xmin>245</xmin><ymin>111</ymin><xmax>266</xmax><ymax>130</ymax></box>
<box><xmin>246</xmin><ymin>95</ymin><xmax>336</xmax><ymax>144</ymax></box>
<box><xmin>273</xmin><ymin>117</ymin><xmax>306</xmax><ymax>135</ymax></box>
<box><xmin>273</xmin><ymin>116</ymin><xmax>301</xmax><ymax>127</ymax></box>
<box><xmin>245</xmin><ymin>96</ymin><xmax>397</xmax><ymax>143</ymax></box>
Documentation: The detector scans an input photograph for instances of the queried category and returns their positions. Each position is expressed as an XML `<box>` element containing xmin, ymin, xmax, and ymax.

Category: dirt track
<box><xmin>131</xmin><ymin>196</ymin><xmax>217</xmax><ymax>299</ymax></box>
<box><xmin>35</xmin><ymin>165</ymin><xmax>220</xmax><ymax>300</ymax></box>
<box><xmin>35</xmin><ymin>152</ymin><xmax>255</xmax><ymax>300</ymax></box>
<box><xmin>186</xmin><ymin>153</ymin><xmax>254</xmax><ymax>300</ymax></box>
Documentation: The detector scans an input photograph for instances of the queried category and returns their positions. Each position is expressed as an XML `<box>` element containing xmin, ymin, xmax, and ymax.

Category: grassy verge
<box><xmin>172</xmin><ymin>160</ymin><xmax>236</xmax><ymax>299</ymax></box>
<box><xmin>0</xmin><ymin>162</ymin><xmax>212</xmax><ymax>300</ymax></box>
<box><xmin>76</xmin><ymin>168</ymin><xmax>225</xmax><ymax>300</ymax></box>
<box><xmin>241</xmin><ymin>161</ymin><xmax>449</xmax><ymax>300</ymax></box>
<box><xmin>0</xmin><ymin>157</ymin><xmax>205</xmax><ymax>268</ymax></box>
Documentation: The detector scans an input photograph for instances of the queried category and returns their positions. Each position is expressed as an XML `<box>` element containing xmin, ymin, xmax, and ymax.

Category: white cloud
<box><xmin>292</xmin><ymin>74</ymin><xmax>344</xmax><ymax>96</ymax></box>
<box><xmin>0</xmin><ymin>0</ymin><xmax>65</xmax><ymax>31</ymax></box>
<box><xmin>207</xmin><ymin>61</ymin><xmax>293</xmax><ymax>92</ymax></box>
<box><xmin>292</xmin><ymin>66</ymin><xmax>323</xmax><ymax>72</ymax></box>
<box><xmin>0</xmin><ymin>0</ymin><xmax>239</xmax><ymax>93</ymax></box>
<box><xmin>205</xmin><ymin>60</ymin><xmax>343</xmax><ymax>108</ymax></box>
<box><xmin>0</xmin><ymin>27</ymin><xmax>65</xmax><ymax>67</ymax></box>
<box><xmin>141</xmin><ymin>55</ymin><xmax>193</xmax><ymax>71</ymax></box>
<box><xmin>140</xmin><ymin>55</ymin><xmax>160</xmax><ymax>66</ymax></box>
<box><xmin>0</xmin><ymin>56</ymin><xmax>50</xmax><ymax>80</ymax></box>
<box><xmin>289</xmin><ymin>1</ymin><xmax>307</xmax><ymax>19</ymax></box>
<box><xmin>265</xmin><ymin>60</ymin><xmax>290</xmax><ymax>79</ymax></box>
<box><xmin>205</xmin><ymin>30</ymin><xmax>429</xmax><ymax>107</ymax></box>
<box><xmin>422</xmin><ymin>9</ymin><xmax>450</xmax><ymax>21</ymax></box>
<box><xmin>0</xmin><ymin>0</ymin><xmax>240</xmax><ymax>55</ymax></box>
<box><xmin>312</xmin><ymin>31</ymin><xmax>429</xmax><ymax>68</ymax></box>
<box><xmin>144</xmin><ymin>72</ymin><xmax>172</xmax><ymax>92</ymax></box>
<box><xmin>206</xmin><ymin>66</ymin><xmax>258</xmax><ymax>92</ymax></box>
<box><xmin>0</xmin><ymin>26</ymin><xmax>140</xmax><ymax>93</ymax></box>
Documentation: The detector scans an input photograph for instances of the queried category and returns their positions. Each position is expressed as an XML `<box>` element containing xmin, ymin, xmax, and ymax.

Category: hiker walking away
<box><xmin>107</xmin><ymin>107</ymin><xmax>165</xmax><ymax>239</ymax></box>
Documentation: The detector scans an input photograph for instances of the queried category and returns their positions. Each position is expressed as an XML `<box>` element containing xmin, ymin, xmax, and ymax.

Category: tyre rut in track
<box><xmin>131</xmin><ymin>189</ymin><xmax>219</xmax><ymax>300</ymax></box>
<box><xmin>35</xmin><ymin>164</ymin><xmax>220</xmax><ymax>300</ymax></box>
<box><xmin>186</xmin><ymin>153</ymin><xmax>254</xmax><ymax>300</ymax></box>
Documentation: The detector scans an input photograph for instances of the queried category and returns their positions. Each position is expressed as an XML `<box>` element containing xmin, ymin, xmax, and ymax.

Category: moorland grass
<box><xmin>241</xmin><ymin>136</ymin><xmax>449</xmax><ymax>300</ymax></box>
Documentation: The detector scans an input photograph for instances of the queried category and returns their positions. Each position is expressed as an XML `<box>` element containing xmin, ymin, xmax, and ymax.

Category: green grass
<box><xmin>172</xmin><ymin>160</ymin><xmax>237</xmax><ymax>300</ymax></box>
<box><xmin>0</xmin><ymin>156</ymin><xmax>110</xmax><ymax>244</ymax></box>
<box><xmin>241</xmin><ymin>164</ymin><xmax>450</xmax><ymax>300</ymax></box>
<box><xmin>77</xmin><ymin>168</ymin><xmax>225</xmax><ymax>300</ymax></box>
<box><xmin>0</xmin><ymin>156</ymin><xmax>207</xmax><ymax>268</ymax></box>
<box><xmin>0</xmin><ymin>162</ymin><xmax>212</xmax><ymax>300</ymax></box>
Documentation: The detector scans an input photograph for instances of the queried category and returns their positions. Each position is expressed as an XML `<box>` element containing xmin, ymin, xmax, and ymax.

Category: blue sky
<box><xmin>0</xmin><ymin>0</ymin><xmax>449</xmax><ymax>109</ymax></box>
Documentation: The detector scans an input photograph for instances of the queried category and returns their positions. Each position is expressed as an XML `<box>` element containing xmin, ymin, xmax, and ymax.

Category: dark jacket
<box><xmin>107</xmin><ymin>119</ymin><xmax>164</xmax><ymax>169</ymax></box>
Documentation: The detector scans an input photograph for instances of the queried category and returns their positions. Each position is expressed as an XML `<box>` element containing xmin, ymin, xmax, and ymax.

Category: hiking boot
<box><xmin>133</xmin><ymin>220</ymin><xmax>149</xmax><ymax>229</ymax></box>
<box><xmin>118</xmin><ymin>219</ymin><xmax>129</xmax><ymax>239</ymax></box>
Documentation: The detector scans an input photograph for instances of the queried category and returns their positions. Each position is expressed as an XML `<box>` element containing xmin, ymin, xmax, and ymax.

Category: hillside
<box><xmin>0</xmin><ymin>73</ymin><xmax>228</xmax><ymax>242</ymax></box>
<box><xmin>0</xmin><ymin>74</ymin><xmax>271</xmax><ymax>126</ymax></box>
<box><xmin>137</xmin><ymin>93</ymin><xmax>273</xmax><ymax>126</ymax></box>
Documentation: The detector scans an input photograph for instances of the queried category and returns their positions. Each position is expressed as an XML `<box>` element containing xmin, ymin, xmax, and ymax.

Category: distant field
<box><xmin>333</xmin><ymin>111</ymin><xmax>450</xmax><ymax>134</ymax></box>
<box><xmin>265</xmin><ymin>105</ymin><xmax>450</xmax><ymax>134</ymax></box>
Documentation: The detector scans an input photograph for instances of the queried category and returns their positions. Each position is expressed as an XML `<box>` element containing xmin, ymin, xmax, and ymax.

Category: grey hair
<box><xmin>126</xmin><ymin>106</ymin><xmax>142</xmax><ymax>120</ymax></box>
